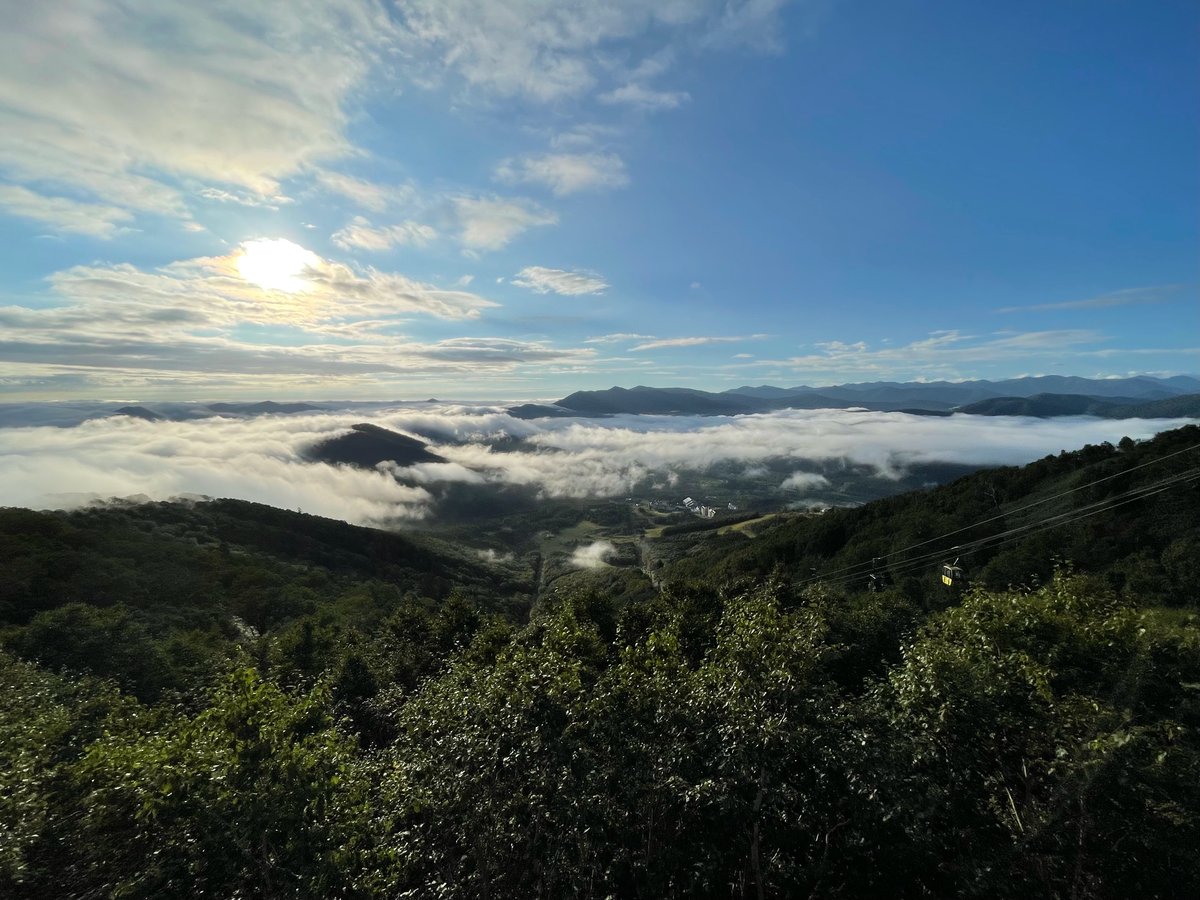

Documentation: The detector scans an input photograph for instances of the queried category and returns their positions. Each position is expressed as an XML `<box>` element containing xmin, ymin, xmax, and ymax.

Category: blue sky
<box><xmin>0</xmin><ymin>0</ymin><xmax>1196</xmax><ymax>400</ymax></box>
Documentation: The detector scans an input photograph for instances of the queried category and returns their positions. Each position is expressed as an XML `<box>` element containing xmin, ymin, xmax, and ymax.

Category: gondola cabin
<box><xmin>941</xmin><ymin>563</ymin><xmax>966</xmax><ymax>588</ymax></box>
<box><xmin>867</xmin><ymin>559</ymin><xmax>893</xmax><ymax>593</ymax></box>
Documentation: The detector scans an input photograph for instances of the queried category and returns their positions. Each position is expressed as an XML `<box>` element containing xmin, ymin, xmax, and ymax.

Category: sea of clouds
<box><xmin>0</xmin><ymin>402</ymin><xmax>1193</xmax><ymax>526</ymax></box>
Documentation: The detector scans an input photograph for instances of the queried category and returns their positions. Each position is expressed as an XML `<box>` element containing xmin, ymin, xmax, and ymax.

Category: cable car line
<box><xmin>806</xmin><ymin>466</ymin><xmax>1200</xmax><ymax>590</ymax></box>
<box><xmin>845</xmin><ymin>479</ymin><xmax>1182</xmax><ymax>589</ymax></box>
<box><xmin>876</xmin><ymin>469</ymin><xmax>1200</xmax><ymax>585</ymax></box>
<box><xmin>794</xmin><ymin>442</ymin><xmax>1200</xmax><ymax>587</ymax></box>
<box><xmin>800</xmin><ymin>445</ymin><xmax>1200</xmax><ymax>587</ymax></box>
<box><xmin>803</xmin><ymin>466</ymin><xmax>1200</xmax><ymax>589</ymax></box>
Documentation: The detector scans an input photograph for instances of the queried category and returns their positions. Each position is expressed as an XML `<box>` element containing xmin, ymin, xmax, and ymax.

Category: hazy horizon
<box><xmin>4</xmin><ymin>372</ymin><xmax>1199</xmax><ymax>408</ymax></box>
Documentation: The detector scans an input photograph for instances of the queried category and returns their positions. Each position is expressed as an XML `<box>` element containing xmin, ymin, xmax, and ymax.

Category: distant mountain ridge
<box><xmin>208</xmin><ymin>401</ymin><xmax>324</xmax><ymax>415</ymax></box>
<box><xmin>513</xmin><ymin>376</ymin><xmax>1200</xmax><ymax>419</ymax></box>
<box><xmin>2</xmin><ymin>377</ymin><xmax>1197</xmax><ymax>430</ymax></box>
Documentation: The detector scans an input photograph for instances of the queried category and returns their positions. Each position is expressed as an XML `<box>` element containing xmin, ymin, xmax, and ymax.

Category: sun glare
<box><xmin>235</xmin><ymin>238</ymin><xmax>320</xmax><ymax>292</ymax></box>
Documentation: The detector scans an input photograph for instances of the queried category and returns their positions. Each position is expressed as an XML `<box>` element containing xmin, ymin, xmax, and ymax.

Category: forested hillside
<box><xmin>2</xmin><ymin>428</ymin><xmax>1198</xmax><ymax>898</ymax></box>
<box><xmin>657</xmin><ymin>425</ymin><xmax>1200</xmax><ymax>606</ymax></box>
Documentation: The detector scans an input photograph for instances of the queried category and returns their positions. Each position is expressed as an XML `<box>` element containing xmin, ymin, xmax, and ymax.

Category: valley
<box><xmin>2</xmin><ymin>421</ymin><xmax>1197</xmax><ymax>898</ymax></box>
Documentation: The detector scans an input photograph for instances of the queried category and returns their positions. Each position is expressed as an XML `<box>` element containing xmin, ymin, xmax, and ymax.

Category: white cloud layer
<box><xmin>1</xmin><ymin>406</ymin><xmax>1189</xmax><ymax>527</ymax></box>
<box><xmin>422</xmin><ymin>408</ymin><xmax>1198</xmax><ymax>494</ymax></box>
<box><xmin>0</xmin><ymin>415</ymin><xmax>433</xmax><ymax>525</ymax></box>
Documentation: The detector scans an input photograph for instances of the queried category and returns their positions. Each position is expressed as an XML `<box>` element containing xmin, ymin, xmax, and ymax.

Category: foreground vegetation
<box><xmin>2</xmin><ymin>427</ymin><xmax>1198</xmax><ymax>898</ymax></box>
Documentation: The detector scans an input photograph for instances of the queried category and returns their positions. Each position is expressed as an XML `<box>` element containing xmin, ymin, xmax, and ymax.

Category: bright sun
<box><xmin>235</xmin><ymin>238</ymin><xmax>320</xmax><ymax>293</ymax></box>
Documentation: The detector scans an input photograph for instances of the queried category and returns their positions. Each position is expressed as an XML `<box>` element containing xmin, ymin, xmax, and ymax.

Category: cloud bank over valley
<box><xmin>1</xmin><ymin>404</ymin><xmax>1193</xmax><ymax>527</ymax></box>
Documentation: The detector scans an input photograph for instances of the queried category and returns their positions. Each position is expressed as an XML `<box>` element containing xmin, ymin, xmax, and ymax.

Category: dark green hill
<box><xmin>110</xmin><ymin>405</ymin><xmax>163</xmax><ymax>421</ymax></box>
<box><xmin>0</xmin><ymin>498</ymin><xmax>525</xmax><ymax>621</ymax></box>
<box><xmin>0</xmin><ymin>498</ymin><xmax>530</xmax><ymax>699</ymax></box>
<box><xmin>305</xmin><ymin>423</ymin><xmax>445</xmax><ymax>468</ymax></box>
<box><xmin>507</xmin><ymin>402</ymin><xmax>580</xmax><ymax>419</ymax></box>
<box><xmin>557</xmin><ymin>385</ymin><xmax>759</xmax><ymax>415</ymax></box>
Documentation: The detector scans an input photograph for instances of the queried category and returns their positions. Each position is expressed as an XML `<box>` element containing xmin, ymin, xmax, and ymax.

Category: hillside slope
<box><xmin>960</xmin><ymin>392</ymin><xmax>1200</xmax><ymax>418</ymax></box>
<box><xmin>0</xmin><ymin>498</ymin><xmax>531</xmax><ymax>699</ymax></box>
<box><xmin>655</xmin><ymin>425</ymin><xmax>1200</xmax><ymax>603</ymax></box>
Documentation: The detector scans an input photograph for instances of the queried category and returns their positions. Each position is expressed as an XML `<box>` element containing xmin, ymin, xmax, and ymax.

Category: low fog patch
<box><xmin>780</xmin><ymin>471</ymin><xmax>832</xmax><ymax>493</ymax></box>
<box><xmin>475</xmin><ymin>548</ymin><xmax>515</xmax><ymax>564</ymax></box>
<box><xmin>571</xmin><ymin>540</ymin><xmax>617</xmax><ymax>569</ymax></box>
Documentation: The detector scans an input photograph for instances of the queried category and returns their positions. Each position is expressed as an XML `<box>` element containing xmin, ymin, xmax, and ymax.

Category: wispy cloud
<box><xmin>585</xmin><ymin>333</ymin><xmax>656</xmax><ymax>344</ymax></box>
<box><xmin>332</xmin><ymin>216</ymin><xmax>438</xmax><ymax>251</ymax></box>
<box><xmin>995</xmin><ymin>284</ymin><xmax>1189</xmax><ymax>314</ymax></box>
<box><xmin>599</xmin><ymin>83</ymin><xmax>691</xmax><ymax>111</ymax></box>
<box><xmin>196</xmin><ymin>187</ymin><xmax>291</xmax><ymax>209</ymax></box>
<box><xmin>495</xmin><ymin>151</ymin><xmax>629</xmax><ymax>196</ymax></box>
<box><xmin>0</xmin><ymin>1</ymin><xmax>802</xmax><ymax>241</ymax></box>
<box><xmin>702</xmin><ymin>0</ymin><xmax>794</xmax><ymax>51</ymax></box>
<box><xmin>453</xmin><ymin>196</ymin><xmax>558</xmax><ymax>251</ymax></box>
<box><xmin>631</xmin><ymin>334</ymin><xmax>769</xmax><ymax>351</ymax></box>
<box><xmin>742</xmin><ymin>329</ymin><xmax>1182</xmax><ymax>380</ymax></box>
<box><xmin>512</xmin><ymin>266</ymin><xmax>608</xmax><ymax>296</ymax></box>
<box><xmin>0</xmin><ymin>185</ymin><xmax>133</xmax><ymax>238</ymax></box>
<box><xmin>550</xmin><ymin>125</ymin><xmax>621</xmax><ymax>151</ymax></box>
<box><xmin>314</xmin><ymin>171</ymin><xmax>417</xmax><ymax>213</ymax></box>
<box><xmin>391</xmin><ymin>1</ymin><xmax>793</xmax><ymax>103</ymax></box>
